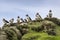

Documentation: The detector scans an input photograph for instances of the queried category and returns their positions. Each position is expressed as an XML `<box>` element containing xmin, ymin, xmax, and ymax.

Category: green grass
<box><xmin>21</xmin><ymin>21</ymin><xmax>60</xmax><ymax>40</ymax></box>
<box><xmin>22</xmin><ymin>32</ymin><xmax>60</xmax><ymax>40</ymax></box>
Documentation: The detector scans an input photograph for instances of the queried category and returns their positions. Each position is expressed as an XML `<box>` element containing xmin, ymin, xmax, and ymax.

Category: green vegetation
<box><xmin>0</xmin><ymin>10</ymin><xmax>60</xmax><ymax>40</ymax></box>
<box><xmin>1</xmin><ymin>19</ymin><xmax>60</xmax><ymax>40</ymax></box>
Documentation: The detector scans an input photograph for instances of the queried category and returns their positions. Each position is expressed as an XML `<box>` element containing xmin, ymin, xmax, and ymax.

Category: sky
<box><xmin>0</xmin><ymin>0</ymin><xmax>60</xmax><ymax>27</ymax></box>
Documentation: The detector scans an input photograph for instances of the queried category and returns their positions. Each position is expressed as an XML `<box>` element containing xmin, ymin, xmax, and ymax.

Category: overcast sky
<box><xmin>0</xmin><ymin>0</ymin><xmax>60</xmax><ymax>27</ymax></box>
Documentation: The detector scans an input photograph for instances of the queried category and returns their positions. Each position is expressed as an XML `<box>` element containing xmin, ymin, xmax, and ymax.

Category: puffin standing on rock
<box><xmin>3</xmin><ymin>18</ymin><xmax>9</xmax><ymax>24</ymax></box>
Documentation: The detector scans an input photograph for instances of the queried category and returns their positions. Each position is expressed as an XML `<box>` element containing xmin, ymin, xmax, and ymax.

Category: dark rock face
<box><xmin>47</xmin><ymin>30</ymin><xmax>56</xmax><ymax>36</ymax></box>
<box><xmin>1</xmin><ymin>24</ymin><xmax>29</xmax><ymax>40</ymax></box>
<box><xmin>0</xmin><ymin>31</ymin><xmax>8</xmax><ymax>40</ymax></box>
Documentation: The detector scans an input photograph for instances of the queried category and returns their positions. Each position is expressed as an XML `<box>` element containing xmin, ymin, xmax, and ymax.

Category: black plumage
<box><xmin>3</xmin><ymin>18</ymin><xmax>9</xmax><ymax>23</ymax></box>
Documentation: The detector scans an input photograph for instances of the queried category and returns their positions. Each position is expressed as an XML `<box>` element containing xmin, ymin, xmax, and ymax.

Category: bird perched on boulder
<box><xmin>26</xmin><ymin>14</ymin><xmax>32</xmax><ymax>22</ymax></box>
<box><xmin>17</xmin><ymin>16</ymin><xmax>20</xmax><ymax>24</ymax></box>
<box><xmin>3</xmin><ymin>18</ymin><xmax>9</xmax><ymax>24</ymax></box>
<box><xmin>20</xmin><ymin>18</ymin><xmax>24</xmax><ymax>23</ymax></box>
<box><xmin>9</xmin><ymin>18</ymin><xmax>14</xmax><ymax>24</ymax></box>
<box><xmin>35</xmin><ymin>13</ymin><xmax>42</xmax><ymax>21</ymax></box>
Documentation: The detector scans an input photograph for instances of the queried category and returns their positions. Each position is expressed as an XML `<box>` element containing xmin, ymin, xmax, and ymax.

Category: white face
<box><xmin>17</xmin><ymin>18</ymin><xmax>20</xmax><ymax>21</ymax></box>
<box><xmin>36</xmin><ymin>15</ymin><xmax>41</xmax><ymax>19</ymax></box>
